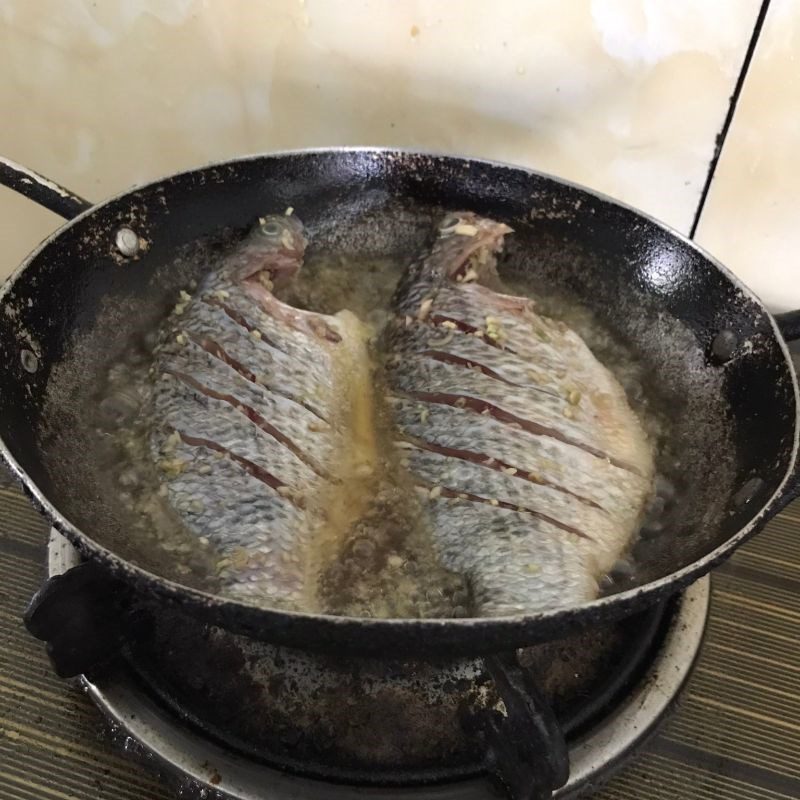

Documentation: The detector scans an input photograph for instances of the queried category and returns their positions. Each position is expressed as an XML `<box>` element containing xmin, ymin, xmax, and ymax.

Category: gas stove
<box><xmin>46</xmin><ymin>528</ymin><xmax>707</xmax><ymax>800</ymax></box>
<box><xmin>2</xmin><ymin>479</ymin><xmax>798</xmax><ymax>800</ymax></box>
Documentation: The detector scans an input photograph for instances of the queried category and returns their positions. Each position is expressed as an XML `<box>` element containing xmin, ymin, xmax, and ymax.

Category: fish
<box><xmin>385</xmin><ymin>212</ymin><xmax>656</xmax><ymax>616</ymax></box>
<box><xmin>145</xmin><ymin>214</ymin><xmax>377</xmax><ymax>610</ymax></box>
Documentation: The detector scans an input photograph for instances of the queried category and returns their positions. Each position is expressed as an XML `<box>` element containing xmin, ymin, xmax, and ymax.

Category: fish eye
<box><xmin>440</xmin><ymin>214</ymin><xmax>462</xmax><ymax>231</ymax></box>
<box><xmin>260</xmin><ymin>220</ymin><xmax>283</xmax><ymax>237</ymax></box>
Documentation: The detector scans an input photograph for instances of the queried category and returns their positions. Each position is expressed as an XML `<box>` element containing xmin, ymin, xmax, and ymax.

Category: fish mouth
<box><xmin>440</xmin><ymin>217</ymin><xmax>513</xmax><ymax>284</ymax></box>
<box><xmin>239</xmin><ymin>246</ymin><xmax>306</xmax><ymax>291</ymax></box>
<box><xmin>450</xmin><ymin>234</ymin><xmax>508</xmax><ymax>282</ymax></box>
<box><xmin>236</xmin><ymin>216</ymin><xmax>308</xmax><ymax>287</ymax></box>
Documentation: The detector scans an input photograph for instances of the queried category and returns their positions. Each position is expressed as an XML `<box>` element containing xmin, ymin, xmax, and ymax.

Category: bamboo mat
<box><xmin>1</xmin><ymin>476</ymin><xmax>799</xmax><ymax>800</ymax></box>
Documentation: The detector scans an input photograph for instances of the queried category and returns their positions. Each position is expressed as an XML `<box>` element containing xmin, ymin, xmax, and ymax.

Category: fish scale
<box><xmin>144</xmin><ymin>209</ymin><xmax>654</xmax><ymax>619</ymax></box>
<box><xmin>154</xmin><ymin>373</ymin><xmax>320</xmax><ymax>489</ymax></box>
<box><xmin>386</xmin><ymin>320</ymin><xmax>563</xmax><ymax>398</ymax></box>
<box><xmin>406</xmin><ymin>447</ymin><xmax>616</xmax><ymax>541</ymax></box>
<box><xmin>145</xmin><ymin>214</ymin><xmax>370</xmax><ymax>612</ymax></box>
<box><xmin>425</xmin><ymin>282</ymin><xmax>639</xmax><ymax>446</ymax></box>
<box><xmin>426</xmin><ymin>499</ymin><xmax>595</xmax><ymax>616</ymax></box>
<box><xmin>221</xmin><ymin>287</ymin><xmax>343</xmax><ymax>361</ymax></box>
<box><xmin>389</xmin><ymin>324</ymin><xmax>645</xmax><ymax>467</ymax></box>
<box><xmin>388</xmin><ymin>396</ymin><xmax>643</xmax><ymax>518</ymax></box>
<box><xmin>177</xmin><ymin>300</ymin><xmax>333</xmax><ymax>419</ymax></box>
<box><xmin>387</xmin><ymin>211</ymin><xmax>655</xmax><ymax>616</ymax></box>
<box><xmin>163</xmin><ymin>439</ymin><xmax>307</xmax><ymax>606</ymax></box>
<box><xmin>388</xmin><ymin>354</ymin><xmax>627</xmax><ymax>460</ymax></box>
<box><xmin>154</xmin><ymin>339</ymin><xmax>333</xmax><ymax>466</ymax></box>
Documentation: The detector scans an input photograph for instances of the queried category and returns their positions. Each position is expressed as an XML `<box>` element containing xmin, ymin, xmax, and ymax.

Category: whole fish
<box><xmin>146</xmin><ymin>214</ymin><xmax>376</xmax><ymax>611</ymax></box>
<box><xmin>386</xmin><ymin>212</ymin><xmax>655</xmax><ymax>616</ymax></box>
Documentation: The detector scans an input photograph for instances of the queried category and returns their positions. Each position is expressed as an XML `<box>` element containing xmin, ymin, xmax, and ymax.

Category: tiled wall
<box><xmin>1</xmin><ymin>0</ymin><xmax>796</xmax><ymax>311</ymax></box>
<box><xmin>694</xmin><ymin>0</ymin><xmax>798</xmax><ymax>312</ymax></box>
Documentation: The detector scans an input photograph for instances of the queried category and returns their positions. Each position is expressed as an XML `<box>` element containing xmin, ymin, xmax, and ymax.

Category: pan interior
<box><xmin>0</xmin><ymin>151</ymin><xmax>794</xmax><ymax>618</ymax></box>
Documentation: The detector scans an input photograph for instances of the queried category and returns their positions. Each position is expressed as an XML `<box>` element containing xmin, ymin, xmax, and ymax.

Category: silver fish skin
<box><xmin>146</xmin><ymin>214</ymin><xmax>373</xmax><ymax>611</ymax></box>
<box><xmin>387</xmin><ymin>212</ymin><xmax>655</xmax><ymax>616</ymax></box>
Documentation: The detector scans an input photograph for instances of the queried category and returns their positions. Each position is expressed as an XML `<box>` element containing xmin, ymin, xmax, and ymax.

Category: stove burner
<box><xmin>48</xmin><ymin>530</ymin><xmax>709</xmax><ymax>799</ymax></box>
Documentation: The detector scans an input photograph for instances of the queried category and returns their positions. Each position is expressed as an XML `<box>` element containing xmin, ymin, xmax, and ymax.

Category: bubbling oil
<box><xmin>96</xmin><ymin>248</ymin><xmax>674</xmax><ymax>618</ymax></box>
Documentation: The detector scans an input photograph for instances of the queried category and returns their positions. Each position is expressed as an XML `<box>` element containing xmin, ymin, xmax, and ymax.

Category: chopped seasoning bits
<box><xmin>485</xmin><ymin>316</ymin><xmax>507</xmax><ymax>344</ymax></box>
<box><xmin>417</xmin><ymin>297</ymin><xmax>433</xmax><ymax>321</ymax></box>
<box><xmin>158</xmin><ymin>458</ymin><xmax>187</xmax><ymax>477</ymax></box>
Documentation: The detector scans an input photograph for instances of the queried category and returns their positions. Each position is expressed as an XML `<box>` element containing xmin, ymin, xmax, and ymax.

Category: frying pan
<box><xmin>1</xmin><ymin>148</ymin><xmax>799</xmax><ymax>662</ymax></box>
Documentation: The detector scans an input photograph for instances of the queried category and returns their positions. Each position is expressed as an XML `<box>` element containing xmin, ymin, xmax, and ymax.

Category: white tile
<box><xmin>695</xmin><ymin>0</ymin><xmax>800</xmax><ymax>313</ymax></box>
<box><xmin>1</xmin><ymin>0</ymin><xmax>760</xmax><ymax>280</ymax></box>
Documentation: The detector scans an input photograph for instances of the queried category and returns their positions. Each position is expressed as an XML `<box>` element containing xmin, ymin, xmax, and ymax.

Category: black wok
<box><xmin>1</xmin><ymin>148</ymin><xmax>799</xmax><ymax>662</ymax></box>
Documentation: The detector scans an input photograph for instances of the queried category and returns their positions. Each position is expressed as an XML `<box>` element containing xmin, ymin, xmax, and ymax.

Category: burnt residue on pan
<box><xmin>41</xmin><ymin>194</ymin><xmax>731</xmax><ymax>612</ymax></box>
<box><xmin>0</xmin><ymin>151</ymin><xmax>793</xmax><ymax>654</ymax></box>
<box><xmin>123</xmin><ymin>592</ymin><xmax>667</xmax><ymax>784</ymax></box>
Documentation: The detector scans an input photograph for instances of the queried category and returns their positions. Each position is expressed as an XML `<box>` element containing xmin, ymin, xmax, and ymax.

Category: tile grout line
<box><xmin>689</xmin><ymin>0</ymin><xmax>772</xmax><ymax>239</ymax></box>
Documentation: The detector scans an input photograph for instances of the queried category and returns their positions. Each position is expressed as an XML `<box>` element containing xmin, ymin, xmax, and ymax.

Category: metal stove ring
<box><xmin>48</xmin><ymin>529</ymin><xmax>710</xmax><ymax>800</ymax></box>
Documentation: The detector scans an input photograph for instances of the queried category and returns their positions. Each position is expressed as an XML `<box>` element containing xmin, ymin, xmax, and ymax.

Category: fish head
<box><xmin>227</xmin><ymin>214</ymin><xmax>307</xmax><ymax>290</ymax></box>
<box><xmin>436</xmin><ymin>212</ymin><xmax>513</xmax><ymax>286</ymax></box>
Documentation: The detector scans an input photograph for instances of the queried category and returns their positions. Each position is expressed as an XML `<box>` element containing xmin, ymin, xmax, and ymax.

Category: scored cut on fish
<box><xmin>142</xmin><ymin>209</ymin><xmax>655</xmax><ymax>620</ymax></box>
<box><xmin>144</xmin><ymin>214</ymin><xmax>377</xmax><ymax>611</ymax></box>
<box><xmin>386</xmin><ymin>212</ymin><xmax>656</xmax><ymax>616</ymax></box>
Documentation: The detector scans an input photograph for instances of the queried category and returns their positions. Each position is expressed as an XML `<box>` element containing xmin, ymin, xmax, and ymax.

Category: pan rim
<box><xmin>1</xmin><ymin>146</ymin><xmax>797</xmax><ymax>636</ymax></box>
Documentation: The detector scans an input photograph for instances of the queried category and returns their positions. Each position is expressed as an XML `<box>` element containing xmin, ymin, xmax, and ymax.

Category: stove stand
<box><xmin>48</xmin><ymin>530</ymin><xmax>709</xmax><ymax>800</ymax></box>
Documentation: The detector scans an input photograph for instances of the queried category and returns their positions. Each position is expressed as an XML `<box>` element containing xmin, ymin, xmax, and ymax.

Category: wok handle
<box><xmin>775</xmin><ymin>310</ymin><xmax>800</xmax><ymax>343</ymax></box>
<box><xmin>24</xmin><ymin>561</ymin><xmax>128</xmax><ymax>679</ymax></box>
<box><xmin>465</xmin><ymin>652</ymin><xmax>569</xmax><ymax>800</ymax></box>
<box><xmin>0</xmin><ymin>156</ymin><xmax>92</xmax><ymax>220</ymax></box>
